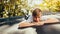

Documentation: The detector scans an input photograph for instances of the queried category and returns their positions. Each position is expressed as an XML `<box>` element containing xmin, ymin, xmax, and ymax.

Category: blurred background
<box><xmin>0</xmin><ymin>0</ymin><xmax>60</xmax><ymax>34</ymax></box>
<box><xmin>0</xmin><ymin>0</ymin><xmax>60</xmax><ymax>18</ymax></box>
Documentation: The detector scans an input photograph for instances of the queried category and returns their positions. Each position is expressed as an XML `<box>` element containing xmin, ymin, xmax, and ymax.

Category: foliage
<box><xmin>0</xmin><ymin>0</ymin><xmax>60</xmax><ymax>18</ymax></box>
<box><xmin>39</xmin><ymin>0</ymin><xmax>60</xmax><ymax>12</ymax></box>
<box><xmin>0</xmin><ymin>0</ymin><xmax>30</xmax><ymax>18</ymax></box>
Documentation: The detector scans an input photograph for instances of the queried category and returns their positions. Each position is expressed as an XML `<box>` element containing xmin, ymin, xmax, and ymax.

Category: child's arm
<box><xmin>43</xmin><ymin>18</ymin><xmax>59</xmax><ymax>24</ymax></box>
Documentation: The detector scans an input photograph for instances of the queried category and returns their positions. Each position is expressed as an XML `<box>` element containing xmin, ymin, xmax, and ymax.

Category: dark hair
<box><xmin>32</xmin><ymin>8</ymin><xmax>42</xmax><ymax>17</ymax></box>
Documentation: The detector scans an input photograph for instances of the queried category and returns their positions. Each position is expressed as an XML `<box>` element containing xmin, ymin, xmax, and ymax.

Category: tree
<box><xmin>39</xmin><ymin>0</ymin><xmax>60</xmax><ymax>12</ymax></box>
<box><xmin>0</xmin><ymin>0</ymin><xmax>30</xmax><ymax>18</ymax></box>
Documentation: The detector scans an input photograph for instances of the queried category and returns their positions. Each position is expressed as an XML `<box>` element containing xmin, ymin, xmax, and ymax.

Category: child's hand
<box><xmin>34</xmin><ymin>22</ymin><xmax>44</xmax><ymax>26</ymax></box>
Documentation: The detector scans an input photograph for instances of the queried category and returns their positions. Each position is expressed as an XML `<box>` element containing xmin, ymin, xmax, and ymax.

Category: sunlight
<box><xmin>28</xmin><ymin>0</ymin><xmax>43</xmax><ymax>7</ymax></box>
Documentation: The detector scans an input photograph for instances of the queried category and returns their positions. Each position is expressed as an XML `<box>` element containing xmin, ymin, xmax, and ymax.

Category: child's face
<box><xmin>33</xmin><ymin>17</ymin><xmax>40</xmax><ymax>22</ymax></box>
<box><xmin>33</xmin><ymin>8</ymin><xmax>42</xmax><ymax>22</ymax></box>
<box><xmin>33</xmin><ymin>12</ymin><xmax>42</xmax><ymax>22</ymax></box>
